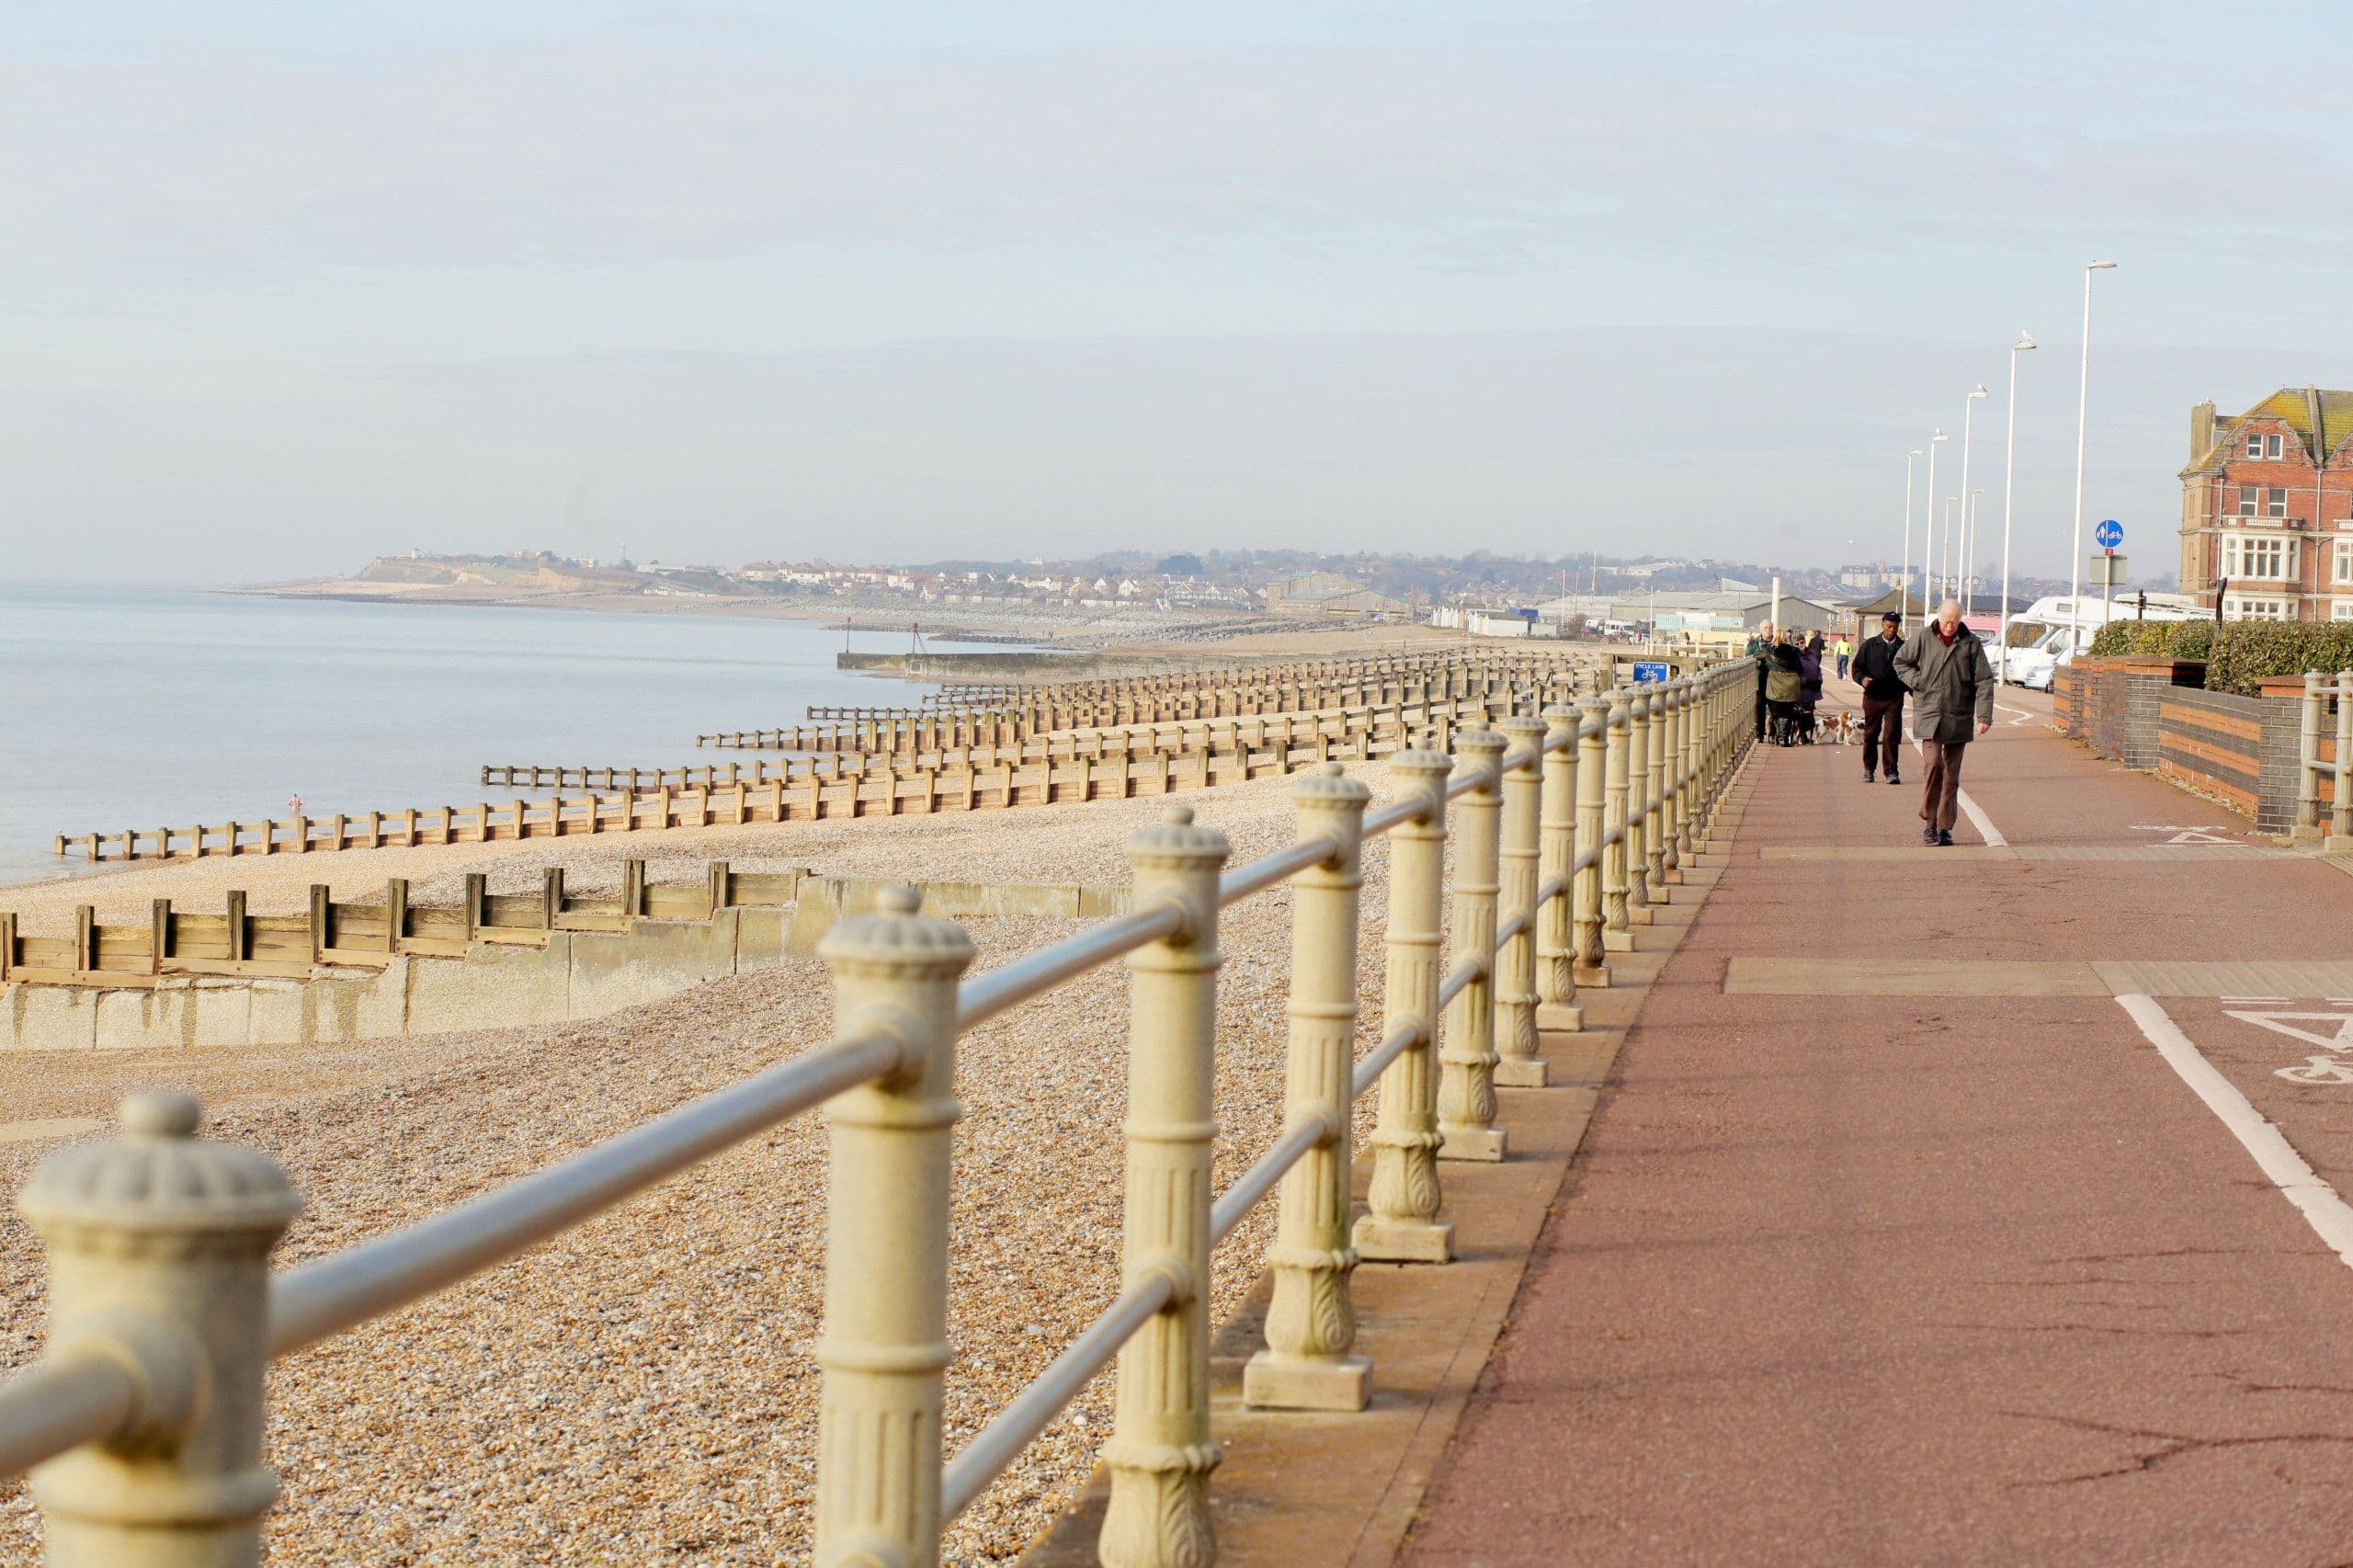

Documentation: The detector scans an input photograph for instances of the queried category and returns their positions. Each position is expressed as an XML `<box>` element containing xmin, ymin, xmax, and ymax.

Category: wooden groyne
<box><xmin>702</xmin><ymin>654</ymin><xmax>1592</xmax><ymax>754</ymax></box>
<box><xmin>57</xmin><ymin>693</ymin><xmax>1529</xmax><ymax>865</ymax></box>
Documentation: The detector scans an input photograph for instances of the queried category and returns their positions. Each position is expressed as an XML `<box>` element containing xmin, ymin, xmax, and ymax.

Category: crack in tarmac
<box><xmin>1997</xmin><ymin>1409</ymin><xmax>2353</xmax><ymax>1487</ymax></box>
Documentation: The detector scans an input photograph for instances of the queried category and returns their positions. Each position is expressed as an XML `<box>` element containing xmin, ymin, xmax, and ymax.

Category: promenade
<box><xmin>1409</xmin><ymin>680</ymin><xmax>2353</xmax><ymax>1563</ymax></box>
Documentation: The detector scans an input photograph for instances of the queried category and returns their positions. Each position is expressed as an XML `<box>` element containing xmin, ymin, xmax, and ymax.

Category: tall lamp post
<box><xmin>1997</xmin><ymin>331</ymin><xmax>2036</xmax><ymax>683</ymax></box>
<box><xmin>1902</xmin><ymin>448</ymin><xmax>1924</xmax><ymax>632</ymax></box>
<box><xmin>1921</xmin><ymin>429</ymin><xmax>1949</xmax><ymax>628</ymax></box>
<box><xmin>1939</xmin><ymin>495</ymin><xmax>1957</xmax><ymax>602</ymax></box>
<box><xmin>2069</xmin><ymin>260</ymin><xmax>2119</xmax><ymax>653</ymax></box>
<box><xmin>1956</xmin><ymin>384</ymin><xmax>1989</xmax><ymax>611</ymax></box>
<box><xmin>1964</xmin><ymin>488</ymin><xmax>1985</xmax><ymax>615</ymax></box>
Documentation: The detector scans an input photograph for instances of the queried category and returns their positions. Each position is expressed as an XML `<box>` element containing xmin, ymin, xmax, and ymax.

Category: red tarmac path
<box><xmin>1406</xmin><ymin>680</ymin><xmax>2353</xmax><ymax>1565</ymax></box>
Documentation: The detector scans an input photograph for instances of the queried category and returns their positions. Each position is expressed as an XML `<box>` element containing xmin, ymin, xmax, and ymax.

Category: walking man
<box><xmin>1751</xmin><ymin>619</ymin><xmax>1775</xmax><ymax>739</ymax></box>
<box><xmin>1850</xmin><ymin>612</ymin><xmax>1906</xmax><ymax>786</ymax></box>
<box><xmin>1894</xmin><ymin>597</ymin><xmax>1995</xmax><ymax>846</ymax></box>
<box><xmin>1834</xmin><ymin>633</ymin><xmax>1853</xmax><ymax>682</ymax></box>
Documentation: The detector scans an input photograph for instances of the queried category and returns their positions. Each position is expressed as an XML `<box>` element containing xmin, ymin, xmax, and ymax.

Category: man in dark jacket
<box><xmin>1750</xmin><ymin>619</ymin><xmax>1775</xmax><ymax>738</ymax></box>
<box><xmin>1893</xmin><ymin>597</ymin><xmax>1997</xmax><ymax>846</ymax></box>
<box><xmin>1849</xmin><ymin>611</ymin><xmax>1907</xmax><ymax>785</ymax></box>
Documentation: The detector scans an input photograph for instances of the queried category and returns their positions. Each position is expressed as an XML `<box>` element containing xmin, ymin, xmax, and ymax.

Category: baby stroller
<box><xmin>1764</xmin><ymin>651</ymin><xmax>1804</xmax><ymax>745</ymax></box>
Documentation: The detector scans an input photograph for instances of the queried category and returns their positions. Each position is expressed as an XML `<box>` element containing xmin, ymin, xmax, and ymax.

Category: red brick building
<box><xmin>2179</xmin><ymin>387</ymin><xmax>2353</xmax><ymax>620</ymax></box>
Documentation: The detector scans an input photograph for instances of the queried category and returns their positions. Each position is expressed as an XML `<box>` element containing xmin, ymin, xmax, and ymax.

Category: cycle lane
<box><xmin>1405</xmin><ymin>714</ymin><xmax>2353</xmax><ymax>1564</ymax></box>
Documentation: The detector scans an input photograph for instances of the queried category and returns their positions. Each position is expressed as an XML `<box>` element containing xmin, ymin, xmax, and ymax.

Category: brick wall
<box><xmin>2069</xmin><ymin>659</ymin><xmax>2304</xmax><ymax>832</ymax></box>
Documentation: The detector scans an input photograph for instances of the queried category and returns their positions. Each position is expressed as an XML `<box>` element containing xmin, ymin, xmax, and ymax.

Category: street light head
<box><xmin>1907</xmin><ymin>448</ymin><xmax>1924</xmax><ymax>457</ymax></box>
<box><xmin>1969</xmin><ymin>385</ymin><xmax>1989</xmax><ymax>399</ymax></box>
<box><xmin>2014</xmin><ymin>332</ymin><xmax>2037</xmax><ymax>351</ymax></box>
<box><xmin>2087</xmin><ymin>259</ymin><xmax>2117</xmax><ymax>270</ymax></box>
<box><xmin>1931</xmin><ymin>430</ymin><xmax>1949</xmax><ymax>443</ymax></box>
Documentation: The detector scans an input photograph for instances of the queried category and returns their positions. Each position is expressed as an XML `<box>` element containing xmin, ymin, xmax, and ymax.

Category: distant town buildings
<box><xmin>2180</xmin><ymin>387</ymin><xmax>2353</xmax><ymax>620</ymax></box>
<box><xmin>1261</xmin><ymin>572</ymin><xmax>1408</xmax><ymax>619</ymax></box>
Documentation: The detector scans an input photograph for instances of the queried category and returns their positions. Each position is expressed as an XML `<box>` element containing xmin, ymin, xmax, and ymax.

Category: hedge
<box><xmin>2203</xmin><ymin>623</ymin><xmax>2353</xmax><ymax>696</ymax></box>
<box><xmin>2086</xmin><ymin>619</ymin><xmax>2353</xmax><ymax>695</ymax></box>
<box><xmin>2087</xmin><ymin>620</ymin><xmax>2214</xmax><ymax>661</ymax></box>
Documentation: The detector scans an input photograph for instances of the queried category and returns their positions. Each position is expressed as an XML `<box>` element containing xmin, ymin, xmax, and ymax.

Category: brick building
<box><xmin>2179</xmin><ymin>386</ymin><xmax>2353</xmax><ymax>620</ymax></box>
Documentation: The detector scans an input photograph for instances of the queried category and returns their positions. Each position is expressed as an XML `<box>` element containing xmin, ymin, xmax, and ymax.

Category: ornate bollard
<box><xmin>2335</xmin><ymin>670</ymin><xmax>2353</xmax><ymax>852</ymax></box>
<box><xmin>1357</xmin><ymin>750</ymin><xmax>1455</xmax><ymax>1263</ymax></box>
<box><xmin>1601</xmin><ymin>691</ymin><xmax>1634</xmax><ymax>954</ymax></box>
<box><xmin>1574</xmin><ymin>695</ymin><xmax>1612</xmax><ymax>983</ymax></box>
<box><xmin>1438</xmin><ymin>729</ymin><xmax>1507</xmax><ymax>1162</ymax></box>
<box><xmin>21</xmin><ymin>1093</ymin><xmax>301</xmax><ymax>1567</ymax></box>
<box><xmin>814</xmin><ymin>886</ymin><xmax>975</xmax><ymax>1568</ymax></box>
<box><xmin>1622</xmin><ymin>689</ymin><xmax>1651</xmax><ymax>915</ymax></box>
<box><xmin>1100</xmin><ymin>806</ymin><xmax>1229</xmax><ymax>1568</ymax></box>
<box><xmin>2300</xmin><ymin>670</ymin><xmax>2327</xmax><ymax>841</ymax></box>
<box><xmin>1493</xmin><ymin>716</ymin><xmax>1548</xmax><ymax>1088</ymax></box>
<box><xmin>1676</xmin><ymin>676</ymin><xmax>1699</xmax><ymax>863</ymax></box>
<box><xmin>1535</xmin><ymin>705</ymin><xmax>1581</xmax><ymax>1030</ymax></box>
<box><xmin>1246</xmin><ymin>764</ymin><xmax>1373</xmax><ymax>1411</ymax></box>
<box><xmin>1643</xmin><ymin>683</ymin><xmax>1669</xmax><ymax>899</ymax></box>
<box><xmin>1659</xmin><ymin>678</ymin><xmax>1685</xmax><ymax>881</ymax></box>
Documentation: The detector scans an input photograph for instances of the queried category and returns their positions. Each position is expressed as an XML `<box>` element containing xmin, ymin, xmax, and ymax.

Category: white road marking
<box><xmin>1905</xmin><ymin>733</ymin><xmax>2008</xmax><ymax>847</ymax></box>
<box><xmin>1994</xmin><ymin>703</ymin><xmax>2036</xmax><ymax>726</ymax></box>
<box><xmin>2115</xmin><ymin>994</ymin><xmax>2353</xmax><ymax>1270</ymax></box>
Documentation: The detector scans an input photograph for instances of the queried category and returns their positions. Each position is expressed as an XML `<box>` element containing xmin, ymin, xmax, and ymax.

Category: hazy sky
<box><xmin>6</xmin><ymin>1</ymin><xmax>2352</xmax><ymax>584</ymax></box>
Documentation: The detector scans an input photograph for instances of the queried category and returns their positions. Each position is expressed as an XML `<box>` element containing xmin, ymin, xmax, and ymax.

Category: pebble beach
<box><xmin>0</xmin><ymin>770</ymin><xmax>1404</xmax><ymax>1564</ymax></box>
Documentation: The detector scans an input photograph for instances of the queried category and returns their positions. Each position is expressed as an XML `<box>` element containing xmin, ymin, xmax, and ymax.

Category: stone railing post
<box><xmin>1247</xmin><ymin>764</ymin><xmax>1373</xmax><ymax>1412</ymax></box>
<box><xmin>1100</xmin><ymin>806</ymin><xmax>1229</xmax><ymax>1568</ymax></box>
<box><xmin>2299</xmin><ymin>670</ymin><xmax>2326</xmax><ymax>840</ymax></box>
<box><xmin>813</xmin><ymin>887</ymin><xmax>974</xmax><ymax>1568</ymax></box>
<box><xmin>1623</xmin><ymin>689</ymin><xmax>1653</xmax><ymax>913</ymax></box>
<box><xmin>1659</xmin><ymin>677</ymin><xmax>1687</xmax><ymax>880</ymax></box>
<box><xmin>1357</xmin><ymin>750</ymin><xmax>1455</xmax><ymax>1264</ymax></box>
<box><xmin>1535</xmin><ymin>705</ymin><xmax>1581</xmax><ymax>1030</ymax></box>
<box><xmin>1494</xmin><ymin>716</ymin><xmax>1547</xmax><ymax>1088</ymax></box>
<box><xmin>20</xmin><ymin>1093</ymin><xmax>301</xmax><ymax>1567</ymax></box>
<box><xmin>1643</xmin><ymin>684</ymin><xmax>1669</xmax><ymax>899</ymax></box>
<box><xmin>1575</xmin><ymin>696</ymin><xmax>1612</xmax><ymax>983</ymax></box>
<box><xmin>2335</xmin><ymin>670</ymin><xmax>2353</xmax><ymax>851</ymax></box>
<box><xmin>1677</xmin><ymin>676</ymin><xmax>1700</xmax><ymax>862</ymax></box>
<box><xmin>1601</xmin><ymin>691</ymin><xmax>1634</xmax><ymax>952</ymax></box>
<box><xmin>1438</xmin><ymin>729</ymin><xmax>1507</xmax><ymax>1162</ymax></box>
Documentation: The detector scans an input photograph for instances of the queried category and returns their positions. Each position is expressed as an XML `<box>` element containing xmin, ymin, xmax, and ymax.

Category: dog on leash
<box><xmin>1828</xmin><ymin>711</ymin><xmax>1864</xmax><ymax>745</ymax></box>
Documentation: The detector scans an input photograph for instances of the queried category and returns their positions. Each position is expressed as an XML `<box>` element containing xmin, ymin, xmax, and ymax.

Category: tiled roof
<box><xmin>2191</xmin><ymin>386</ymin><xmax>2353</xmax><ymax>469</ymax></box>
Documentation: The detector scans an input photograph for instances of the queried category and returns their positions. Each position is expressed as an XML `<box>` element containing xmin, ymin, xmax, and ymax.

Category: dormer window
<box><xmin>2245</xmin><ymin>431</ymin><xmax>2286</xmax><ymax>459</ymax></box>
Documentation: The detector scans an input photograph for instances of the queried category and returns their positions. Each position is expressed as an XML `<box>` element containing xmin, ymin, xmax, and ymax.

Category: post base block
<box><xmin>2327</xmin><ymin>835</ymin><xmax>2353</xmax><ymax>857</ymax></box>
<box><xmin>1628</xmin><ymin>905</ymin><xmax>1656</xmax><ymax>925</ymax></box>
<box><xmin>1495</xmin><ymin>1057</ymin><xmax>1550</xmax><ymax>1088</ymax></box>
<box><xmin>1243</xmin><ymin>1351</ymin><xmax>1372</xmax><ymax>1414</ymax></box>
<box><xmin>1573</xmin><ymin>962</ymin><xmax>1612</xmax><ymax>988</ymax></box>
<box><xmin>1602</xmin><ymin>929</ymin><xmax>1634</xmax><ymax>952</ymax></box>
<box><xmin>1535</xmin><ymin>1002</ymin><xmax>1583</xmax><ymax>1031</ymax></box>
<box><xmin>1353</xmin><ymin>1215</ymin><xmax>1455</xmax><ymax>1264</ymax></box>
<box><xmin>1438</xmin><ymin>1126</ymin><xmax>1508</xmax><ymax>1162</ymax></box>
<box><xmin>1663</xmin><ymin>868</ymin><xmax>1685</xmax><ymax>884</ymax></box>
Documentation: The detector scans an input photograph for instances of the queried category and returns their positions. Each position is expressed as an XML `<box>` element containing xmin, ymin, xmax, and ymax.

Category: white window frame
<box><xmin>2224</xmin><ymin>595</ymin><xmax>2293</xmax><ymax>621</ymax></box>
<box><xmin>2247</xmin><ymin>431</ymin><xmax>2265</xmax><ymax>458</ymax></box>
<box><xmin>2268</xmin><ymin>486</ymin><xmax>2290</xmax><ymax>517</ymax></box>
<box><xmin>2269</xmin><ymin>433</ymin><xmax>2286</xmax><ymax>459</ymax></box>
<box><xmin>2335</xmin><ymin>539</ymin><xmax>2353</xmax><ymax>585</ymax></box>
<box><xmin>2221</xmin><ymin>531</ymin><xmax>2299</xmax><ymax>581</ymax></box>
<box><xmin>2333</xmin><ymin>599</ymin><xmax>2353</xmax><ymax>622</ymax></box>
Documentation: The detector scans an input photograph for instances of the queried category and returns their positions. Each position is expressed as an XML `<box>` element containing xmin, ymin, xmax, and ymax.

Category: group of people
<box><xmin>1753</xmin><ymin>599</ymin><xmax>1995</xmax><ymax>846</ymax></box>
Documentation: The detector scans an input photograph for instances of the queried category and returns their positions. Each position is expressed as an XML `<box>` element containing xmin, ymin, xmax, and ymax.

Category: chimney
<box><xmin>2190</xmin><ymin>400</ymin><xmax>2216</xmax><ymax>461</ymax></box>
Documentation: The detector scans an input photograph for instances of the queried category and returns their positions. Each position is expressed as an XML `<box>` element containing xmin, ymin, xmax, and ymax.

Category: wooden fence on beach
<box><xmin>55</xmin><ymin>693</ymin><xmax>1531</xmax><ymax>865</ymax></box>
<box><xmin>0</xmin><ymin>858</ymin><xmax>785</xmax><ymax>988</ymax></box>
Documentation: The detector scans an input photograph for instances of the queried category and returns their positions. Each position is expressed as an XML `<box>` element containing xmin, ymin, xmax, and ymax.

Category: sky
<box><xmin>6</xmin><ymin>1</ymin><xmax>2353</xmax><ymax>585</ymax></box>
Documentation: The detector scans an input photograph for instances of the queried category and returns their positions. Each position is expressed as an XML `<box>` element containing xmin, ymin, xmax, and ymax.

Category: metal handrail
<box><xmin>269</xmin><ymin>1031</ymin><xmax>904</xmax><ymax>1355</ymax></box>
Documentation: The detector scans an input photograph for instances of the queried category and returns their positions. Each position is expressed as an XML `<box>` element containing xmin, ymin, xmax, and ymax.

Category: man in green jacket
<box><xmin>1893</xmin><ymin>598</ymin><xmax>1995</xmax><ymax>846</ymax></box>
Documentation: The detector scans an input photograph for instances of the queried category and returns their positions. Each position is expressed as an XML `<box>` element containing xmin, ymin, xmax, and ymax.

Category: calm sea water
<box><xmin>0</xmin><ymin>584</ymin><xmax>1014</xmax><ymax>886</ymax></box>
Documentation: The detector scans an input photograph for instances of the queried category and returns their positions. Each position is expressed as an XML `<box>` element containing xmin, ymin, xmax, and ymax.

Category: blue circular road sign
<box><xmin>2095</xmin><ymin>518</ymin><xmax>2123</xmax><ymax>549</ymax></box>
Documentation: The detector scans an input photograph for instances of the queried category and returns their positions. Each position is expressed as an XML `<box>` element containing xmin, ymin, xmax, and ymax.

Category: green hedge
<box><xmin>2087</xmin><ymin>620</ymin><xmax>2214</xmax><ymax>660</ymax></box>
<box><xmin>2203</xmin><ymin>623</ymin><xmax>2353</xmax><ymax>696</ymax></box>
<box><xmin>2088</xmin><ymin>619</ymin><xmax>2353</xmax><ymax>694</ymax></box>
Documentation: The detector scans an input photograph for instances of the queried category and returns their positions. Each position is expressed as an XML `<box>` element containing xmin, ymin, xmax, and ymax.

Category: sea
<box><xmin>0</xmin><ymin>583</ymin><xmax>1020</xmax><ymax>888</ymax></box>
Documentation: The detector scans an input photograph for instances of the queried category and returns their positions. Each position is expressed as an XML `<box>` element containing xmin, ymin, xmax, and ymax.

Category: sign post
<box><xmin>2094</xmin><ymin>519</ymin><xmax>2124</xmax><ymax>626</ymax></box>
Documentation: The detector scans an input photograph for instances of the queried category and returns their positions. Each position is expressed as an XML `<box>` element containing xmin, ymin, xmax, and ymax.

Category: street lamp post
<box><xmin>1921</xmin><ymin>429</ymin><xmax>1949</xmax><ymax>628</ymax></box>
<box><xmin>1902</xmin><ymin>449</ymin><xmax>1923</xmax><ymax>633</ymax></box>
<box><xmin>1964</xmin><ymin>487</ymin><xmax>1985</xmax><ymax>614</ymax></box>
<box><xmin>1956</xmin><ymin>384</ymin><xmax>1989</xmax><ymax>612</ymax></box>
<box><xmin>1997</xmin><ymin>332</ymin><xmax>2036</xmax><ymax>684</ymax></box>
<box><xmin>2070</xmin><ymin>260</ymin><xmax>2120</xmax><ymax>654</ymax></box>
<box><xmin>1940</xmin><ymin>495</ymin><xmax>1956</xmax><ymax>602</ymax></box>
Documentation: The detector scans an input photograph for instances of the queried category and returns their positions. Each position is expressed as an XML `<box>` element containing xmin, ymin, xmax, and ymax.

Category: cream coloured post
<box><xmin>2335</xmin><ymin>670</ymin><xmax>2353</xmax><ymax>851</ymax></box>
<box><xmin>1535</xmin><ymin>704</ymin><xmax>1581</xmax><ymax>1030</ymax></box>
<box><xmin>1675</xmin><ymin>676</ymin><xmax>1699</xmax><ymax>864</ymax></box>
<box><xmin>1438</xmin><ymin>728</ymin><xmax>1507</xmax><ymax>1162</ymax></box>
<box><xmin>1099</xmin><ymin>806</ymin><xmax>1229</xmax><ymax>1568</ymax></box>
<box><xmin>1493</xmin><ymin>716</ymin><xmax>1548</xmax><ymax>1088</ymax></box>
<box><xmin>813</xmin><ymin>887</ymin><xmax>975</xmax><ymax>1568</ymax></box>
<box><xmin>1601</xmin><ymin>691</ymin><xmax>1634</xmax><ymax>954</ymax></box>
<box><xmin>18</xmin><ymin>1093</ymin><xmax>300</xmax><ymax>1567</ymax></box>
<box><xmin>1575</xmin><ymin>694</ymin><xmax>1613</xmax><ymax>983</ymax></box>
<box><xmin>1659</xmin><ymin>677</ymin><xmax>1686</xmax><ymax>881</ymax></box>
<box><xmin>1643</xmin><ymin>681</ymin><xmax>1669</xmax><ymax>898</ymax></box>
<box><xmin>1623</xmin><ymin>689</ymin><xmax>1653</xmax><ymax>914</ymax></box>
<box><xmin>1246</xmin><ymin>765</ymin><xmax>1373</xmax><ymax>1411</ymax></box>
<box><xmin>1357</xmin><ymin>749</ymin><xmax>1455</xmax><ymax>1263</ymax></box>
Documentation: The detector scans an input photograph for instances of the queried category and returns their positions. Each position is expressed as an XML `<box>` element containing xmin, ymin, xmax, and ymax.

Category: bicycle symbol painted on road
<box><xmin>2232</xmin><ymin>1009</ymin><xmax>2353</xmax><ymax>1084</ymax></box>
